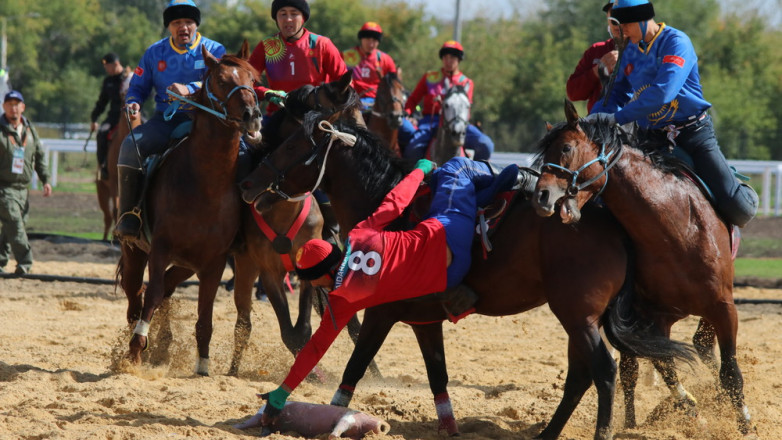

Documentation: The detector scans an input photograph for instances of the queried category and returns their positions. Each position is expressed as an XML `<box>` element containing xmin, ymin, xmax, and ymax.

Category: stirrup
<box><xmin>115</xmin><ymin>207</ymin><xmax>143</xmax><ymax>238</ymax></box>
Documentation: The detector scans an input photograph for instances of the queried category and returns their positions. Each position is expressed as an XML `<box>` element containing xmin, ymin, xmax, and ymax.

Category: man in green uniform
<box><xmin>0</xmin><ymin>90</ymin><xmax>52</xmax><ymax>274</ymax></box>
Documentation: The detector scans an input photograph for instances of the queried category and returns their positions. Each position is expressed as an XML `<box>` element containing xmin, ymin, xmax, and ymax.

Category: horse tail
<box><xmin>601</xmin><ymin>239</ymin><xmax>697</xmax><ymax>366</ymax></box>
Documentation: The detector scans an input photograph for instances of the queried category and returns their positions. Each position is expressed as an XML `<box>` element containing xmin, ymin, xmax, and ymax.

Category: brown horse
<box><xmin>531</xmin><ymin>101</ymin><xmax>753</xmax><ymax>435</ymax></box>
<box><xmin>96</xmin><ymin>71</ymin><xmax>138</xmax><ymax>241</ymax></box>
<box><xmin>366</xmin><ymin>72</ymin><xmax>406</xmax><ymax>156</ymax></box>
<box><xmin>238</xmin><ymin>112</ymin><xmax>694</xmax><ymax>440</ymax></box>
<box><xmin>226</xmin><ymin>72</ymin><xmax>376</xmax><ymax>376</ymax></box>
<box><xmin>117</xmin><ymin>42</ymin><xmax>262</xmax><ymax>374</ymax></box>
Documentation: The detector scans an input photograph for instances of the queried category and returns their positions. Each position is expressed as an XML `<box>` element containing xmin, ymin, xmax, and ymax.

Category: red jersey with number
<box><xmin>341</xmin><ymin>46</ymin><xmax>397</xmax><ymax>98</ymax></box>
<box><xmin>248</xmin><ymin>29</ymin><xmax>347</xmax><ymax>113</ymax></box>
<box><xmin>282</xmin><ymin>169</ymin><xmax>447</xmax><ymax>390</ymax></box>
<box><xmin>405</xmin><ymin>69</ymin><xmax>473</xmax><ymax>116</ymax></box>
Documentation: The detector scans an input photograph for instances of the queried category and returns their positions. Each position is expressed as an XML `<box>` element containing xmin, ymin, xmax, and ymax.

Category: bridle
<box><xmin>541</xmin><ymin>138</ymin><xmax>624</xmax><ymax>199</ymax></box>
<box><xmin>370</xmin><ymin>76</ymin><xmax>405</xmax><ymax>128</ymax></box>
<box><xmin>440</xmin><ymin>87</ymin><xmax>470</xmax><ymax>136</ymax></box>
<box><xmin>257</xmin><ymin>121</ymin><xmax>357</xmax><ymax>202</ymax></box>
<box><xmin>165</xmin><ymin>64</ymin><xmax>260</xmax><ymax>125</ymax></box>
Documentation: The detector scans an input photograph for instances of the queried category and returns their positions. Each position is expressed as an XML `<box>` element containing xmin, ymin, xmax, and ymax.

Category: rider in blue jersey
<box><xmin>592</xmin><ymin>0</ymin><xmax>758</xmax><ymax>228</ymax></box>
<box><xmin>115</xmin><ymin>0</ymin><xmax>226</xmax><ymax>240</ymax></box>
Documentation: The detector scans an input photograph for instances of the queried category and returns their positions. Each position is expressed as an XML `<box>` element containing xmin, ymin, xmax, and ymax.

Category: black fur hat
<box><xmin>271</xmin><ymin>0</ymin><xmax>310</xmax><ymax>22</ymax></box>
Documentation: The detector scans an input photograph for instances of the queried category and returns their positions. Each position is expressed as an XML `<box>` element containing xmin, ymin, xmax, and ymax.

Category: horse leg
<box><xmin>692</xmin><ymin>318</ymin><xmax>718</xmax><ymax>374</ymax></box>
<box><xmin>618</xmin><ymin>353</ymin><xmax>639</xmax><ymax>429</ymax></box>
<box><xmin>96</xmin><ymin>179</ymin><xmax>112</xmax><ymax>241</ymax></box>
<box><xmin>120</xmin><ymin>245</ymin><xmax>147</xmax><ymax>327</ymax></box>
<box><xmin>128</xmin><ymin>247</ymin><xmax>171</xmax><ymax>364</ymax></box>
<box><xmin>193</xmin><ymin>257</ymin><xmax>226</xmax><ymax>376</ymax></box>
<box><xmin>228</xmin><ymin>252</ymin><xmax>258</xmax><ymax>376</ymax></box>
<box><xmin>147</xmin><ymin>266</ymin><xmax>194</xmax><ymax>366</ymax></box>
<box><xmin>410</xmin><ymin>322</ymin><xmax>460</xmax><ymax>437</ymax></box>
<box><xmin>649</xmin><ymin>356</ymin><xmax>698</xmax><ymax>417</ymax></box>
<box><xmin>331</xmin><ymin>306</ymin><xmax>396</xmax><ymax>408</ymax></box>
<box><xmin>537</xmin><ymin>325</ymin><xmax>616</xmax><ymax>440</ymax></box>
<box><xmin>709</xmin><ymin>305</ymin><xmax>753</xmax><ymax>434</ymax></box>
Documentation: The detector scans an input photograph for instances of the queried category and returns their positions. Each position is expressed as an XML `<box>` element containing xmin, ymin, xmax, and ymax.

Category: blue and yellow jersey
<box><xmin>594</xmin><ymin>24</ymin><xmax>711</xmax><ymax>129</ymax></box>
<box><xmin>126</xmin><ymin>33</ymin><xmax>225</xmax><ymax>113</ymax></box>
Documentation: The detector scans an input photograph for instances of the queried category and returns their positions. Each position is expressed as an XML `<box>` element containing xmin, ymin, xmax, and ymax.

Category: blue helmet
<box><xmin>164</xmin><ymin>0</ymin><xmax>201</xmax><ymax>27</ymax></box>
<box><xmin>611</xmin><ymin>0</ymin><xmax>655</xmax><ymax>24</ymax></box>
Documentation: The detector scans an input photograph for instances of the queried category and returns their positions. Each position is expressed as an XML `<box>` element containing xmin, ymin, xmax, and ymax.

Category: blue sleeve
<box><xmin>614</xmin><ymin>34</ymin><xmax>696</xmax><ymax>125</ymax></box>
<box><xmin>125</xmin><ymin>49</ymin><xmax>154</xmax><ymax>106</ymax></box>
<box><xmin>186</xmin><ymin>40</ymin><xmax>226</xmax><ymax>94</ymax></box>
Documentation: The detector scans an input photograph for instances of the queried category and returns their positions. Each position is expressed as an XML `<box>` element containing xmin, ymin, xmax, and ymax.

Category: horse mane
<box><xmin>302</xmin><ymin>110</ymin><xmax>413</xmax><ymax>204</ymax></box>
<box><xmin>533</xmin><ymin>117</ymin><xmax>687</xmax><ymax>177</ymax></box>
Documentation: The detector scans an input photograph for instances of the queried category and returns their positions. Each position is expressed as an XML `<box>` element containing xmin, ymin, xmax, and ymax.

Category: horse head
<box><xmin>200</xmin><ymin>40</ymin><xmax>263</xmax><ymax>141</ymax></box>
<box><xmin>373</xmin><ymin>72</ymin><xmax>406</xmax><ymax>129</ymax></box>
<box><xmin>532</xmin><ymin>100</ymin><xmax>625</xmax><ymax>224</ymax></box>
<box><xmin>433</xmin><ymin>85</ymin><xmax>471</xmax><ymax>164</ymax></box>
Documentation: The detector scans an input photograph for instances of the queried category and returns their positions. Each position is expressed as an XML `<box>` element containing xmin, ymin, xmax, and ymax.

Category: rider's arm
<box><xmin>404</xmin><ymin>75</ymin><xmax>427</xmax><ymax>115</ymax></box>
<box><xmin>184</xmin><ymin>41</ymin><xmax>226</xmax><ymax>94</ymax></box>
<box><xmin>91</xmin><ymin>78</ymin><xmax>109</xmax><ymax>123</ymax></box>
<box><xmin>360</xmin><ymin>169</ymin><xmax>425</xmax><ymax>231</ymax></box>
<box><xmin>567</xmin><ymin>44</ymin><xmax>603</xmax><ymax>103</ymax></box>
<box><xmin>320</xmin><ymin>37</ymin><xmax>349</xmax><ymax>82</ymax></box>
<box><xmin>125</xmin><ymin>50</ymin><xmax>154</xmax><ymax>107</ymax></box>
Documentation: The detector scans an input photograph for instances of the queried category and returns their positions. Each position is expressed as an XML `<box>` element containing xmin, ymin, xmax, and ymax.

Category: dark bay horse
<box><xmin>239</xmin><ymin>112</ymin><xmax>694</xmax><ymax>440</ymax></box>
<box><xmin>227</xmin><ymin>72</ymin><xmax>376</xmax><ymax>376</ymax></box>
<box><xmin>429</xmin><ymin>84</ymin><xmax>470</xmax><ymax>165</ymax></box>
<box><xmin>531</xmin><ymin>101</ymin><xmax>753</xmax><ymax>436</ymax></box>
<box><xmin>117</xmin><ymin>42</ymin><xmax>262</xmax><ymax>375</ymax></box>
<box><xmin>366</xmin><ymin>72</ymin><xmax>406</xmax><ymax>156</ymax></box>
<box><xmin>96</xmin><ymin>71</ymin><xmax>138</xmax><ymax>241</ymax></box>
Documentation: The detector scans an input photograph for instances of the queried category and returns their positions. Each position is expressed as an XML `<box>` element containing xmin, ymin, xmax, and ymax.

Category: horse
<box><xmin>96</xmin><ymin>70</ymin><xmax>137</xmax><ymax>241</ymax></box>
<box><xmin>429</xmin><ymin>84</ymin><xmax>471</xmax><ymax>165</ymax></box>
<box><xmin>227</xmin><ymin>71</ymin><xmax>379</xmax><ymax>377</ymax></box>
<box><xmin>366</xmin><ymin>72</ymin><xmax>406</xmax><ymax>156</ymax></box>
<box><xmin>116</xmin><ymin>41</ymin><xmax>263</xmax><ymax>375</ymax></box>
<box><xmin>238</xmin><ymin>111</ymin><xmax>694</xmax><ymax>440</ymax></box>
<box><xmin>530</xmin><ymin>100</ymin><xmax>753</xmax><ymax>436</ymax></box>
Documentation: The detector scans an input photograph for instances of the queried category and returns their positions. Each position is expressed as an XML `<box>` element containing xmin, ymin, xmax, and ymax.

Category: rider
<box><xmin>399</xmin><ymin>40</ymin><xmax>494</xmax><ymax>161</ymax></box>
<box><xmin>566</xmin><ymin>2</ymin><xmax>621</xmax><ymax>113</ymax></box>
<box><xmin>341</xmin><ymin>22</ymin><xmax>400</xmax><ymax>115</ymax></box>
<box><xmin>255</xmin><ymin>157</ymin><xmax>537</xmax><ymax>427</ymax></box>
<box><xmin>248</xmin><ymin>0</ymin><xmax>347</xmax><ymax>120</ymax></box>
<box><xmin>247</xmin><ymin>0</ymin><xmax>348</xmax><ymax>244</ymax></box>
<box><xmin>90</xmin><ymin>53</ymin><xmax>127</xmax><ymax>180</ymax></box>
<box><xmin>591</xmin><ymin>0</ymin><xmax>758</xmax><ymax>228</ymax></box>
<box><xmin>114</xmin><ymin>0</ymin><xmax>225</xmax><ymax>240</ymax></box>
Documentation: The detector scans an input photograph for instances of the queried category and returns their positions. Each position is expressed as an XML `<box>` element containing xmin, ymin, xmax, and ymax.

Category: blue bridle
<box><xmin>164</xmin><ymin>75</ymin><xmax>259</xmax><ymax>123</ymax></box>
<box><xmin>542</xmin><ymin>141</ymin><xmax>624</xmax><ymax>198</ymax></box>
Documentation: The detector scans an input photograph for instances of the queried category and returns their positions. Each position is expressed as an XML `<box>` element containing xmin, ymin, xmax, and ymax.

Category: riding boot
<box><xmin>319</xmin><ymin>201</ymin><xmax>341</xmax><ymax>245</ymax></box>
<box><xmin>514</xmin><ymin>167</ymin><xmax>539</xmax><ymax>199</ymax></box>
<box><xmin>435</xmin><ymin>284</ymin><xmax>479</xmax><ymax>318</ymax></box>
<box><xmin>114</xmin><ymin>166</ymin><xmax>143</xmax><ymax>240</ymax></box>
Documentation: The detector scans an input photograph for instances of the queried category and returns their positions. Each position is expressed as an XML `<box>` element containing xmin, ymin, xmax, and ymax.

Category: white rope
<box><xmin>286</xmin><ymin>121</ymin><xmax>356</xmax><ymax>202</ymax></box>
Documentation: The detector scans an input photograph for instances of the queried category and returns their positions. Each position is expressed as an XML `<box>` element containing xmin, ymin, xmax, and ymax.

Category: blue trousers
<box><xmin>400</xmin><ymin>115</ymin><xmax>494</xmax><ymax>161</ymax></box>
<box><xmin>645</xmin><ymin>115</ymin><xmax>758</xmax><ymax>227</ymax></box>
<box><xmin>429</xmin><ymin>157</ymin><xmax>512</xmax><ymax>288</ymax></box>
<box><xmin>118</xmin><ymin>111</ymin><xmax>192</xmax><ymax>168</ymax></box>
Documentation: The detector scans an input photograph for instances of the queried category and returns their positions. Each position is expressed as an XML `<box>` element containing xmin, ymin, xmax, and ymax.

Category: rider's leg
<box><xmin>402</xmin><ymin>116</ymin><xmax>437</xmax><ymax>161</ymax></box>
<box><xmin>114</xmin><ymin>113</ymin><xmax>182</xmax><ymax>239</ymax></box>
<box><xmin>314</xmin><ymin>189</ymin><xmax>340</xmax><ymax>245</ymax></box>
<box><xmin>397</xmin><ymin>117</ymin><xmax>416</xmax><ymax>154</ymax></box>
<box><xmin>675</xmin><ymin>115</ymin><xmax>758</xmax><ymax>227</ymax></box>
<box><xmin>464</xmin><ymin>124</ymin><xmax>494</xmax><ymax>161</ymax></box>
<box><xmin>96</xmin><ymin>124</ymin><xmax>111</xmax><ymax>180</ymax></box>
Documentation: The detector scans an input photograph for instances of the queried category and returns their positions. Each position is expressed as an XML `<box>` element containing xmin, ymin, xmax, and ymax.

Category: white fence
<box><xmin>39</xmin><ymin>139</ymin><xmax>782</xmax><ymax>216</ymax></box>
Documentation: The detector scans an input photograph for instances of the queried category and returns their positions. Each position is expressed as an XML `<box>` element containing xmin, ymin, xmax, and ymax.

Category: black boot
<box><xmin>318</xmin><ymin>201</ymin><xmax>341</xmax><ymax>245</ymax></box>
<box><xmin>435</xmin><ymin>284</ymin><xmax>479</xmax><ymax>317</ymax></box>
<box><xmin>514</xmin><ymin>167</ymin><xmax>539</xmax><ymax>198</ymax></box>
<box><xmin>114</xmin><ymin>166</ymin><xmax>143</xmax><ymax>240</ymax></box>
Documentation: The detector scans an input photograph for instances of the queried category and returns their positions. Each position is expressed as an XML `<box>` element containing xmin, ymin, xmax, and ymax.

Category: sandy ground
<box><xmin>0</xmin><ymin>239</ymin><xmax>780</xmax><ymax>440</ymax></box>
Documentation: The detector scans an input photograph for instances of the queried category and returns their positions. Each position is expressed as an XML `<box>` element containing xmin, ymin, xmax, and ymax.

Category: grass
<box><xmin>734</xmin><ymin>258</ymin><xmax>782</xmax><ymax>280</ymax></box>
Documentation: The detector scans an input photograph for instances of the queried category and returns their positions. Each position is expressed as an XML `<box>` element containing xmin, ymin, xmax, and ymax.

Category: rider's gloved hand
<box><xmin>264</xmin><ymin>89</ymin><xmax>287</xmax><ymax>106</ymax></box>
<box><xmin>415</xmin><ymin>159</ymin><xmax>436</xmax><ymax>175</ymax></box>
<box><xmin>583</xmin><ymin>112</ymin><xmax>616</xmax><ymax>126</ymax></box>
<box><xmin>259</xmin><ymin>386</ymin><xmax>290</xmax><ymax>427</ymax></box>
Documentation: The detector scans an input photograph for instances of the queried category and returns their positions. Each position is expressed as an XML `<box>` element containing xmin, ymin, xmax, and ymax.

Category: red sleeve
<box><xmin>465</xmin><ymin>77</ymin><xmax>474</xmax><ymax>104</ymax></box>
<box><xmin>405</xmin><ymin>75</ymin><xmax>428</xmax><ymax>115</ymax></box>
<box><xmin>382</xmin><ymin>53</ymin><xmax>397</xmax><ymax>74</ymax></box>
<box><xmin>320</xmin><ymin>37</ymin><xmax>349</xmax><ymax>82</ymax></box>
<box><xmin>358</xmin><ymin>169</ymin><xmax>424</xmax><ymax>232</ymax></box>
<box><xmin>281</xmin><ymin>297</ymin><xmax>355</xmax><ymax>391</ymax></box>
<box><xmin>566</xmin><ymin>45</ymin><xmax>601</xmax><ymax>103</ymax></box>
<box><xmin>249</xmin><ymin>39</ymin><xmax>270</xmax><ymax>96</ymax></box>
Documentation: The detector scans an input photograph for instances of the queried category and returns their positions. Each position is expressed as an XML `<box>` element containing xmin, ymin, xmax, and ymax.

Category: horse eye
<box><xmin>562</xmin><ymin>144</ymin><xmax>572</xmax><ymax>154</ymax></box>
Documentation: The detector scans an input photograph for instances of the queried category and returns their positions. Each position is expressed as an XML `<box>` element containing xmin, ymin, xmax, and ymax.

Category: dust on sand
<box><xmin>0</xmin><ymin>238</ymin><xmax>780</xmax><ymax>439</ymax></box>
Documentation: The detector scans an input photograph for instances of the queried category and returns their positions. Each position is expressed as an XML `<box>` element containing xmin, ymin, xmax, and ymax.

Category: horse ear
<box><xmin>337</xmin><ymin>71</ymin><xmax>353</xmax><ymax>94</ymax></box>
<box><xmin>238</xmin><ymin>40</ymin><xmax>250</xmax><ymax>60</ymax></box>
<box><xmin>545</xmin><ymin>122</ymin><xmax>553</xmax><ymax>132</ymax></box>
<box><xmin>564</xmin><ymin>99</ymin><xmax>580</xmax><ymax>129</ymax></box>
<box><xmin>396</xmin><ymin>67</ymin><xmax>403</xmax><ymax>82</ymax></box>
<box><xmin>202</xmin><ymin>45</ymin><xmax>218</xmax><ymax>69</ymax></box>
